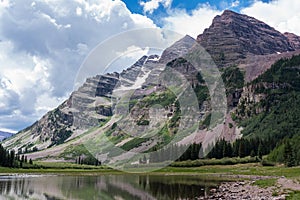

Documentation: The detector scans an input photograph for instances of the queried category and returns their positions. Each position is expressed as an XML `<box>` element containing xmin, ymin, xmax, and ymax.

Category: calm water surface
<box><xmin>0</xmin><ymin>174</ymin><xmax>221</xmax><ymax>199</ymax></box>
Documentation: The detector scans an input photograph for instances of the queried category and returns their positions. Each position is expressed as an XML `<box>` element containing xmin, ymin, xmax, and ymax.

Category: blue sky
<box><xmin>123</xmin><ymin>0</ymin><xmax>270</xmax><ymax>25</ymax></box>
<box><xmin>0</xmin><ymin>0</ymin><xmax>299</xmax><ymax>132</ymax></box>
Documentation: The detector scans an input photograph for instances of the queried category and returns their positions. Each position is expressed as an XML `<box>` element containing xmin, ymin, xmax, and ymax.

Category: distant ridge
<box><xmin>0</xmin><ymin>131</ymin><xmax>13</xmax><ymax>141</ymax></box>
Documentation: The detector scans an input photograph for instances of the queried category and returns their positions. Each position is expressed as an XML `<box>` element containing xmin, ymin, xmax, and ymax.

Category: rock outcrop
<box><xmin>284</xmin><ymin>32</ymin><xmax>300</xmax><ymax>50</ymax></box>
<box><xmin>160</xmin><ymin>35</ymin><xmax>197</xmax><ymax>64</ymax></box>
<box><xmin>197</xmin><ymin>10</ymin><xmax>297</xmax><ymax>67</ymax></box>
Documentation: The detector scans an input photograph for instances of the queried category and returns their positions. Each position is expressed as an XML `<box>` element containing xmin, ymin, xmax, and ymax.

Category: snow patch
<box><xmin>114</xmin><ymin>66</ymin><xmax>151</xmax><ymax>92</ymax></box>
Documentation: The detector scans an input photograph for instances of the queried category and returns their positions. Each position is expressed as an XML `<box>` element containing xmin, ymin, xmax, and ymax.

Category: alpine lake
<box><xmin>0</xmin><ymin>173</ymin><xmax>222</xmax><ymax>199</ymax></box>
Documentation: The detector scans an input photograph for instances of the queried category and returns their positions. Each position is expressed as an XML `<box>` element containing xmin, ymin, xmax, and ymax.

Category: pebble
<box><xmin>207</xmin><ymin>181</ymin><xmax>287</xmax><ymax>200</ymax></box>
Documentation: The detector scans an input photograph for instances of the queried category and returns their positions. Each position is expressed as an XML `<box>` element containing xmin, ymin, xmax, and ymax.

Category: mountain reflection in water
<box><xmin>0</xmin><ymin>174</ymin><xmax>220</xmax><ymax>199</ymax></box>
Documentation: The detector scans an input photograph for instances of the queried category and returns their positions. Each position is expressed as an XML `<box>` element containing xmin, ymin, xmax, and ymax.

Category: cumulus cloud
<box><xmin>0</xmin><ymin>0</ymin><xmax>166</xmax><ymax>132</ymax></box>
<box><xmin>241</xmin><ymin>0</ymin><xmax>300</xmax><ymax>35</ymax></box>
<box><xmin>140</xmin><ymin>0</ymin><xmax>172</xmax><ymax>14</ymax></box>
<box><xmin>162</xmin><ymin>4</ymin><xmax>222</xmax><ymax>38</ymax></box>
<box><xmin>0</xmin><ymin>40</ymin><xmax>61</xmax><ymax>131</ymax></box>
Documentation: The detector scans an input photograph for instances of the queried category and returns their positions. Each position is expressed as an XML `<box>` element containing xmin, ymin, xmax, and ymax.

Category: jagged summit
<box><xmin>159</xmin><ymin>35</ymin><xmax>196</xmax><ymax>63</ymax></box>
<box><xmin>197</xmin><ymin>10</ymin><xmax>297</xmax><ymax>67</ymax></box>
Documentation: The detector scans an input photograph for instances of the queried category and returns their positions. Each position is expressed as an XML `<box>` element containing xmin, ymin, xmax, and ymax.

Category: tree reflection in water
<box><xmin>0</xmin><ymin>174</ymin><xmax>219</xmax><ymax>199</ymax></box>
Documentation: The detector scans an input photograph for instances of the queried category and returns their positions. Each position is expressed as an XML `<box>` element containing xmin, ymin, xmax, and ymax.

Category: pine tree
<box><xmin>9</xmin><ymin>150</ymin><xmax>15</xmax><ymax>167</ymax></box>
<box><xmin>239</xmin><ymin>139</ymin><xmax>246</xmax><ymax>158</ymax></box>
<box><xmin>250</xmin><ymin>150</ymin><xmax>256</xmax><ymax>157</ymax></box>
<box><xmin>224</xmin><ymin>142</ymin><xmax>233</xmax><ymax>158</ymax></box>
<box><xmin>143</xmin><ymin>155</ymin><xmax>147</xmax><ymax>164</ymax></box>
<box><xmin>257</xmin><ymin>142</ymin><xmax>263</xmax><ymax>160</ymax></box>
<box><xmin>191</xmin><ymin>143</ymin><xmax>199</xmax><ymax>160</ymax></box>
<box><xmin>284</xmin><ymin>141</ymin><xmax>295</xmax><ymax>167</ymax></box>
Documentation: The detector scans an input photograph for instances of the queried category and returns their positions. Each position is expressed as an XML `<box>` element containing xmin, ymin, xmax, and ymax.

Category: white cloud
<box><xmin>0</xmin><ymin>128</ymin><xmax>17</xmax><ymax>134</ymax></box>
<box><xmin>116</xmin><ymin>45</ymin><xmax>150</xmax><ymax>60</ymax></box>
<box><xmin>140</xmin><ymin>0</ymin><xmax>172</xmax><ymax>14</ymax></box>
<box><xmin>241</xmin><ymin>0</ymin><xmax>300</xmax><ymax>35</ymax></box>
<box><xmin>76</xmin><ymin>7</ymin><xmax>82</xmax><ymax>16</ymax></box>
<box><xmin>106</xmin><ymin>45</ymin><xmax>151</xmax><ymax>73</ymax></box>
<box><xmin>0</xmin><ymin>0</ymin><xmax>166</xmax><ymax>132</ymax></box>
<box><xmin>162</xmin><ymin>4</ymin><xmax>222</xmax><ymax>38</ymax></box>
<box><xmin>0</xmin><ymin>40</ymin><xmax>61</xmax><ymax>131</ymax></box>
<box><xmin>0</xmin><ymin>0</ymin><xmax>9</xmax><ymax>8</ymax></box>
<box><xmin>231</xmin><ymin>0</ymin><xmax>240</xmax><ymax>8</ymax></box>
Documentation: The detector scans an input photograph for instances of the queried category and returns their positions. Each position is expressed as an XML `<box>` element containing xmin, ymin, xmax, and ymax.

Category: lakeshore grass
<box><xmin>0</xmin><ymin>162</ymin><xmax>300</xmax><ymax>179</ymax></box>
<box><xmin>252</xmin><ymin>178</ymin><xmax>278</xmax><ymax>188</ymax></box>
<box><xmin>2</xmin><ymin>162</ymin><xmax>300</xmax><ymax>198</ymax></box>
<box><xmin>287</xmin><ymin>191</ymin><xmax>300</xmax><ymax>200</ymax></box>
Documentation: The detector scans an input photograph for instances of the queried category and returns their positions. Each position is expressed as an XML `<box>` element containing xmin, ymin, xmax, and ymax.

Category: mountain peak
<box><xmin>220</xmin><ymin>9</ymin><xmax>240</xmax><ymax>17</ymax></box>
<box><xmin>159</xmin><ymin>35</ymin><xmax>196</xmax><ymax>63</ymax></box>
<box><xmin>218</xmin><ymin>10</ymin><xmax>263</xmax><ymax>23</ymax></box>
<box><xmin>197</xmin><ymin>10</ymin><xmax>297</xmax><ymax>67</ymax></box>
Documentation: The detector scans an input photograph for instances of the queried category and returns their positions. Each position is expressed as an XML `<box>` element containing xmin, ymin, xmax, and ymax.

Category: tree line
<box><xmin>147</xmin><ymin>137</ymin><xmax>283</xmax><ymax>165</ymax></box>
<box><xmin>75</xmin><ymin>156</ymin><xmax>101</xmax><ymax>166</ymax></box>
<box><xmin>0</xmin><ymin>144</ymin><xmax>33</xmax><ymax>168</ymax></box>
<box><xmin>149</xmin><ymin>143</ymin><xmax>203</xmax><ymax>163</ymax></box>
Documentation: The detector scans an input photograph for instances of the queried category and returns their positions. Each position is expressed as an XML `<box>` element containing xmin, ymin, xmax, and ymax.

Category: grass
<box><xmin>0</xmin><ymin>164</ymin><xmax>120</xmax><ymax>175</ymax></box>
<box><xmin>1</xmin><ymin>161</ymin><xmax>300</xmax><ymax>180</ymax></box>
<box><xmin>252</xmin><ymin>178</ymin><xmax>277</xmax><ymax>188</ymax></box>
<box><xmin>156</xmin><ymin>163</ymin><xmax>300</xmax><ymax>181</ymax></box>
<box><xmin>59</xmin><ymin>144</ymin><xmax>91</xmax><ymax>159</ymax></box>
<box><xmin>287</xmin><ymin>191</ymin><xmax>300</xmax><ymax>200</ymax></box>
<box><xmin>170</xmin><ymin>157</ymin><xmax>259</xmax><ymax>167</ymax></box>
<box><xmin>120</xmin><ymin>137</ymin><xmax>149</xmax><ymax>151</ymax></box>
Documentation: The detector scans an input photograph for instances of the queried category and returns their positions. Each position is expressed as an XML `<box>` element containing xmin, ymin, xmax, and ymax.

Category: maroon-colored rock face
<box><xmin>284</xmin><ymin>32</ymin><xmax>300</xmax><ymax>50</ymax></box>
<box><xmin>197</xmin><ymin>10</ymin><xmax>296</xmax><ymax>67</ymax></box>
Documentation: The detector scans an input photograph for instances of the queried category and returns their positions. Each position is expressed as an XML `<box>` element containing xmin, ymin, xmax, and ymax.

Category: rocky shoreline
<box><xmin>194</xmin><ymin>174</ymin><xmax>300</xmax><ymax>200</ymax></box>
<box><xmin>207</xmin><ymin>180</ymin><xmax>286</xmax><ymax>200</ymax></box>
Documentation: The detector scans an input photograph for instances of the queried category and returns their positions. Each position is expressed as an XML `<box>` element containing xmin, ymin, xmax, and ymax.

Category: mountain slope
<box><xmin>3</xmin><ymin>10</ymin><xmax>300</xmax><ymax>164</ymax></box>
<box><xmin>2</xmin><ymin>35</ymin><xmax>198</xmax><ymax>160</ymax></box>
<box><xmin>2</xmin><ymin>55</ymin><xmax>160</xmax><ymax>152</ymax></box>
<box><xmin>284</xmin><ymin>32</ymin><xmax>300</xmax><ymax>49</ymax></box>
<box><xmin>234</xmin><ymin>54</ymin><xmax>300</xmax><ymax>164</ymax></box>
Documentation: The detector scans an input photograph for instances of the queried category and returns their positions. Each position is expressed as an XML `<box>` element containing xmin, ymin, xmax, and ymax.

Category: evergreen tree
<box><xmin>143</xmin><ymin>155</ymin><xmax>147</xmax><ymax>164</ymax></box>
<box><xmin>238</xmin><ymin>139</ymin><xmax>246</xmax><ymax>158</ymax></box>
<box><xmin>257</xmin><ymin>142</ymin><xmax>263</xmax><ymax>160</ymax></box>
<box><xmin>284</xmin><ymin>141</ymin><xmax>295</xmax><ymax>167</ymax></box>
<box><xmin>250</xmin><ymin>150</ymin><xmax>256</xmax><ymax>157</ymax></box>
<box><xmin>224</xmin><ymin>142</ymin><xmax>233</xmax><ymax>158</ymax></box>
<box><xmin>10</xmin><ymin>150</ymin><xmax>15</xmax><ymax>167</ymax></box>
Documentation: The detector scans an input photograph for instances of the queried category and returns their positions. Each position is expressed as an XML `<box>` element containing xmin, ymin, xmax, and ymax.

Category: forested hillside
<box><xmin>208</xmin><ymin>55</ymin><xmax>300</xmax><ymax>166</ymax></box>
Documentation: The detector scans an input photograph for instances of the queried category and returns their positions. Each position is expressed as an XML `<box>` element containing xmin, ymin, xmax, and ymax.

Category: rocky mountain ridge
<box><xmin>197</xmin><ymin>10</ymin><xmax>298</xmax><ymax>67</ymax></box>
<box><xmin>284</xmin><ymin>32</ymin><xmax>300</xmax><ymax>49</ymax></box>
<box><xmin>3</xmin><ymin>10</ymin><xmax>300</xmax><ymax>163</ymax></box>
